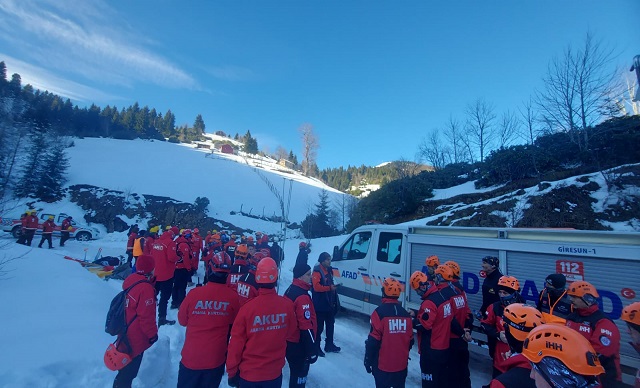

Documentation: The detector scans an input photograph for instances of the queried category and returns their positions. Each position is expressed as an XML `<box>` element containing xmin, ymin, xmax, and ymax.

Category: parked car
<box><xmin>0</xmin><ymin>212</ymin><xmax>101</xmax><ymax>241</ymax></box>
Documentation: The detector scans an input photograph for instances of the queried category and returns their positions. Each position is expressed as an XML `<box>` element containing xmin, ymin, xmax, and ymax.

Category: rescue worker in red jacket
<box><xmin>621</xmin><ymin>302</ymin><xmax>640</xmax><ymax>388</ymax></box>
<box><xmin>38</xmin><ymin>215</ymin><xmax>56</xmax><ymax>249</ymax></box>
<box><xmin>365</xmin><ymin>277</ymin><xmax>414</xmax><ymax>388</ymax></box>
<box><xmin>224</xmin><ymin>234</ymin><xmax>238</xmax><ymax>261</ymax></box>
<box><xmin>151</xmin><ymin>226</ymin><xmax>179</xmax><ymax>326</ymax></box>
<box><xmin>172</xmin><ymin>229</ymin><xmax>194</xmax><ymax>310</ymax></box>
<box><xmin>235</xmin><ymin>252</ymin><xmax>265</xmax><ymax>307</ymax></box>
<box><xmin>190</xmin><ymin>228</ymin><xmax>203</xmax><ymax>262</ymax></box>
<box><xmin>424</xmin><ymin>255</ymin><xmax>440</xmax><ymax>280</ymax></box>
<box><xmin>410</xmin><ymin>270</ymin><xmax>454</xmax><ymax>388</ymax></box>
<box><xmin>440</xmin><ymin>263</ymin><xmax>474</xmax><ymax>388</ymax></box>
<box><xmin>566</xmin><ymin>281</ymin><xmax>622</xmax><ymax>387</ymax></box>
<box><xmin>22</xmin><ymin>210</ymin><xmax>39</xmax><ymax>246</ymax></box>
<box><xmin>481</xmin><ymin>275</ymin><xmax>524</xmax><ymax>378</ymax></box>
<box><xmin>226</xmin><ymin>257</ymin><xmax>297</xmax><ymax>388</ymax></box>
<box><xmin>60</xmin><ymin>215</ymin><xmax>72</xmax><ymax>247</ymax></box>
<box><xmin>284</xmin><ymin>263</ymin><xmax>318</xmax><ymax>388</ymax></box>
<box><xmin>113</xmin><ymin>254</ymin><xmax>158</xmax><ymax>388</ymax></box>
<box><xmin>522</xmin><ymin>324</ymin><xmax>605</xmax><ymax>388</ymax></box>
<box><xmin>228</xmin><ymin>244</ymin><xmax>249</xmax><ymax>290</ymax></box>
<box><xmin>16</xmin><ymin>212</ymin><xmax>28</xmax><ymax>245</ymax></box>
<box><xmin>489</xmin><ymin>304</ymin><xmax>544</xmax><ymax>388</ymax></box>
<box><xmin>177</xmin><ymin>251</ymin><xmax>239</xmax><ymax>388</ymax></box>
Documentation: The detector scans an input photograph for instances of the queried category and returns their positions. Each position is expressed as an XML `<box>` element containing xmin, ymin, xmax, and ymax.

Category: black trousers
<box><xmin>316</xmin><ymin>311</ymin><xmax>335</xmax><ymax>346</ymax></box>
<box><xmin>447</xmin><ymin>338</ymin><xmax>471</xmax><ymax>388</ymax></box>
<box><xmin>286</xmin><ymin>342</ymin><xmax>310</xmax><ymax>388</ymax></box>
<box><xmin>172</xmin><ymin>268</ymin><xmax>190</xmax><ymax>308</ymax></box>
<box><xmin>372</xmin><ymin>366</ymin><xmax>408</xmax><ymax>388</ymax></box>
<box><xmin>155</xmin><ymin>278</ymin><xmax>174</xmax><ymax>319</ymax></box>
<box><xmin>38</xmin><ymin>233</ymin><xmax>53</xmax><ymax>248</ymax></box>
<box><xmin>420</xmin><ymin>350</ymin><xmax>449</xmax><ymax>388</ymax></box>
<box><xmin>113</xmin><ymin>352</ymin><xmax>143</xmax><ymax>388</ymax></box>
<box><xmin>239</xmin><ymin>375</ymin><xmax>283</xmax><ymax>388</ymax></box>
<box><xmin>60</xmin><ymin>231</ymin><xmax>70</xmax><ymax>246</ymax></box>
<box><xmin>21</xmin><ymin>229</ymin><xmax>36</xmax><ymax>246</ymax></box>
<box><xmin>177</xmin><ymin>362</ymin><xmax>224</xmax><ymax>388</ymax></box>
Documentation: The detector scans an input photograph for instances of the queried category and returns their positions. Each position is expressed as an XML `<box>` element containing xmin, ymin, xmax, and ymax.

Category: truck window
<box><xmin>336</xmin><ymin>232</ymin><xmax>371</xmax><ymax>261</ymax></box>
<box><xmin>376</xmin><ymin>232</ymin><xmax>403</xmax><ymax>264</ymax></box>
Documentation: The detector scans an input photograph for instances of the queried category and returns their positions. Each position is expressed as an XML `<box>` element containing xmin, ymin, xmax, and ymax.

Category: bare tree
<box><xmin>497</xmin><ymin>110</ymin><xmax>521</xmax><ymax>149</ymax></box>
<box><xmin>417</xmin><ymin>130</ymin><xmax>449</xmax><ymax>170</ymax></box>
<box><xmin>274</xmin><ymin>146</ymin><xmax>288</xmax><ymax>162</ymax></box>
<box><xmin>465</xmin><ymin>98</ymin><xmax>496</xmax><ymax>162</ymax></box>
<box><xmin>535</xmin><ymin>33</ymin><xmax>619</xmax><ymax>151</ymax></box>
<box><xmin>299</xmin><ymin>123</ymin><xmax>319</xmax><ymax>176</ymax></box>
<box><xmin>518</xmin><ymin>98</ymin><xmax>541</xmax><ymax>144</ymax></box>
<box><xmin>442</xmin><ymin>116</ymin><xmax>465</xmax><ymax>164</ymax></box>
<box><xmin>393</xmin><ymin>157</ymin><xmax>422</xmax><ymax>179</ymax></box>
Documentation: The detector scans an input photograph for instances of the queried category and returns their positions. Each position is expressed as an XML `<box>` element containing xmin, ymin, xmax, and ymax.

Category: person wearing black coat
<box><xmin>295</xmin><ymin>242</ymin><xmax>311</xmax><ymax>268</ymax></box>
<box><xmin>480</xmin><ymin>255</ymin><xmax>503</xmax><ymax>369</ymax></box>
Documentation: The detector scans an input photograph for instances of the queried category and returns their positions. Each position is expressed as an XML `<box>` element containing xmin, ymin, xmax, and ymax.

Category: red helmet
<box><xmin>193</xmin><ymin>228</ymin><xmax>199</xmax><ymax>234</ymax></box>
<box><xmin>260</xmin><ymin>248</ymin><xmax>271</xmax><ymax>257</ymax></box>
<box><xmin>104</xmin><ymin>343</ymin><xmax>132</xmax><ymax>371</ymax></box>
<box><xmin>255</xmin><ymin>257</ymin><xmax>278</xmax><ymax>284</ymax></box>
<box><xmin>299</xmin><ymin>241</ymin><xmax>307</xmax><ymax>248</ymax></box>
<box><xmin>206</xmin><ymin>251</ymin><xmax>232</xmax><ymax>274</ymax></box>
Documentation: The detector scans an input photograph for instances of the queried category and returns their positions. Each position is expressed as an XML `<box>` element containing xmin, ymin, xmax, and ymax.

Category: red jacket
<box><xmin>61</xmin><ymin>219</ymin><xmax>72</xmax><ymax>231</ymax></box>
<box><xmin>449</xmin><ymin>284</ymin><xmax>472</xmax><ymax>339</ymax></box>
<box><xmin>482</xmin><ymin>302</ymin><xmax>511</xmax><ymax>372</ymax></box>
<box><xmin>190</xmin><ymin>234</ymin><xmax>202</xmax><ymax>266</ymax></box>
<box><xmin>25</xmin><ymin>214</ymin><xmax>39</xmax><ymax>230</ymax></box>
<box><xmin>150</xmin><ymin>232</ymin><xmax>178</xmax><ymax>282</ymax></box>
<box><xmin>566</xmin><ymin>305</ymin><xmax>622</xmax><ymax>385</ymax></box>
<box><xmin>143</xmin><ymin>236</ymin><xmax>154</xmax><ymax>255</ymax></box>
<box><xmin>490</xmin><ymin>354</ymin><xmax>534</xmax><ymax>388</ymax></box>
<box><xmin>127</xmin><ymin>232</ymin><xmax>137</xmax><ymax>251</ymax></box>
<box><xmin>42</xmin><ymin>220</ymin><xmax>56</xmax><ymax>233</ymax></box>
<box><xmin>178</xmin><ymin>282</ymin><xmax>240</xmax><ymax>370</ymax></box>
<box><xmin>368</xmin><ymin>298</ymin><xmax>414</xmax><ymax>372</ymax></box>
<box><xmin>226</xmin><ymin>288</ymin><xmax>297</xmax><ymax>382</ymax></box>
<box><xmin>284</xmin><ymin>279</ymin><xmax>317</xmax><ymax>343</ymax></box>
<box><xmin>236</xmin><ymin>272</ymin><xmax>259</xmax><ymax>307</ymax></box>
<box><xmin>415</xmin><ymin>285</ymin><xmax>453</xmax><ymax>352</ymax></box>
<box><xmin>175</xmin><ymin>236</ymin><xmax>193</xmax><ymax>271</ymax></box>
<box><xmin>117</xmin><ymin>274</ymin><xmax>157</xmax><ymax>358</ymax></box>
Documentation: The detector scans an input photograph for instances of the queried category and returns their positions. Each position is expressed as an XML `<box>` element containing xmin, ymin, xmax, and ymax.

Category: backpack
<box><xmin>105</xmin><ymin>280</ymin><xmax>149</xmax><ymax>336</ymax></box>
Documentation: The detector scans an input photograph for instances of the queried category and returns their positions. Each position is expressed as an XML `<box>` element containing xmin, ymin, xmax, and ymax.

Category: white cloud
<box><xmin>0</xmin><ymin>0</ymin><xmax>198</xmax><ymax>90</ymax></box>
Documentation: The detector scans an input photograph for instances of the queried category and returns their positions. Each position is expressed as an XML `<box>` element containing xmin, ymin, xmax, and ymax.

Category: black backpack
<box><xmin>105</xmin><ymin>280</ymin><xmax>149</xmax><ymax>336</ymax></box>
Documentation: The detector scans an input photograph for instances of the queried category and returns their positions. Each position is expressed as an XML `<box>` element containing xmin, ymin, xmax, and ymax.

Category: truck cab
<box><xmin>331</xmin><ymin>225</ymin><xmax>408</xmax><ymax>315</ymax></box>
<box><xmin>5</xmin><ymin>213</ymin><xmax>100</xmax><ymax>241</ymax></box>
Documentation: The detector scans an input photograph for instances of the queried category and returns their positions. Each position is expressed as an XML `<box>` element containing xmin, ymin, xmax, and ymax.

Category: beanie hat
<box><xmin>482</xmin><ymin>256</ymin><xmax>499</xmax><ymax>267</ymax></box>
<box><xmin>293</xmin><ymin>263</ymin><xmax>311</xmax><ymax>279</ymax></box>
<box><xmin>545</xmin><ymin>273</ymin><xmax>567</xmax><ymax>289</ymax></box>
<box><xmin>136</xmin><ymin>255</ymin><xmax>155</xmax><ymax>275</ymax></box>
<box><xmin>170</xmin><ymin>226</ymin><xmax>179</xmax><ymax>236</ymax></box>
<box><xmin>318</xmin><ymin>252</ymin><xmax>331</xmax><ymax>263</ymax></box>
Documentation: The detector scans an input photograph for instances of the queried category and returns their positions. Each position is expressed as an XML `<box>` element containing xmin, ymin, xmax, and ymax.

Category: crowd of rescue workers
<box><xmin>13</xmin><ymin>212</ymin><xmax>640</xmax><ymax>388</ymax></box>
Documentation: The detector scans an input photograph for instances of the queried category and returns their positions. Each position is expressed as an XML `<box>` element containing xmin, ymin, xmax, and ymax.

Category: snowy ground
<box><xmin>0</xmin><ymin>232</ymin><xmax>493</xmax><ymax>388</ymax></box>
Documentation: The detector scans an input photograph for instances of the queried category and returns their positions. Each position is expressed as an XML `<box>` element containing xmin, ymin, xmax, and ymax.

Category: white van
<box><xmin>330</xmin><ymin>225</ymin><xmax>640</xmax><ymax>376</ymax></box>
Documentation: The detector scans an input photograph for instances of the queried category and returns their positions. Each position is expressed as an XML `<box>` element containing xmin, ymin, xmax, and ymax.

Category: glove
<box><xmin>228</xmin><ymin>374</ymin><xmax>240</xmax><ymax>387</ymax></box>
<box><xmin>306</xmin><ymin>354</ymin><xmax>318</xmax><ymax>365</ymax></box>
<box><xmin>149</xmin><ymin>335</ymin><xmax>158</xmax><ymax>345</ymax></box>
<box><xmin>364</xmin><ymin>354</ymin><xmax>373</xmax><ymax>374</ymax></box>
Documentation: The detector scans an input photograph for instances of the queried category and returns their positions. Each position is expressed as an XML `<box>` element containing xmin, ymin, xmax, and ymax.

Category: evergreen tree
<box><xmin>301</xmin><ymin>190</ymin><xmax>337</xmax><ymax>238</ymax></box>
<box><xmin>13</xmin><ymin>129</ymin><xmax>47</xmax><ymax>198</ymax></box>
<box><xmin>243</xmin><ymin>130</ymin><xmax>258</xmax><ymax>154</ymax></box>
<box><xmin>35</xmin><ymin>141</ymin><xmax>69</xmax><ymax>201</ymax></box>
<box><xmin>193</xmin><ymin>114</ymin><xmax>206</xmax><ymax>134</ymax></box>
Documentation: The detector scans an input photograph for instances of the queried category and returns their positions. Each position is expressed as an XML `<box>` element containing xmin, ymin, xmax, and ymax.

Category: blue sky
<box><xmin>1</xmin><ymin>0</ymin><xmax>638</xmax><ymax>169</ymax></box>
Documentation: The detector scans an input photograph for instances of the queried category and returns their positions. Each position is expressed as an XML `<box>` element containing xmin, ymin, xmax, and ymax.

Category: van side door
<box><xmin>331</xmin><ymin>231</ymin><xmax>373</xmax><ymax>312</ymax></box>
<box><xmin>367</xmin><ymin>232</ymin><xmax>405</xmax><ymax>315</ymax></box>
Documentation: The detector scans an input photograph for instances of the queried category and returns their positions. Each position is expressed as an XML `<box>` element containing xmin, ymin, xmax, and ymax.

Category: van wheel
<box><xmin>76</xmin><ymin>232</ymin><xmax>91</xmax><ymax>241</ymax></box>
<box><xmin>12</xmin><ymin>226</ymin><xmax>22</xmax><ymax>239</ymax></box>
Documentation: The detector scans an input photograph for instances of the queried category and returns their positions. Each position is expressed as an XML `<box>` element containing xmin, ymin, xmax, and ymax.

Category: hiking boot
<box><xmin>158</xmin><ymin>318</ymin><xmax>176</xmax><ymax>326</ymax></box>
<box><xmin>324</xmin><ymin>343</ymin><xmax>341</xmax><ymax>353</ymax></box>
<box><xmin>317</xmin><ymin>347</ymin><xmax>325</xmax><ymax>357</ymax></box>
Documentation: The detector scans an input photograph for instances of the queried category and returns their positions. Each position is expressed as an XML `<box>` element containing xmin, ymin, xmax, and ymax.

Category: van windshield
<box><xmin>337</xmin><ymin>231</ymin><xmax>372</xmax><ymax>261</ymax></box>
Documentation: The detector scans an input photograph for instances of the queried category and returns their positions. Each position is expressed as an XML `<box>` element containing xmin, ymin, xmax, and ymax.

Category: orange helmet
<box><xmin>443</xmin><ymin>260</ymin><xmax>461</xmax><ymax>278</ymax></box>
<box><xmin>502</xmin><ymin>303</ymin><xmax>545</xmax><ymax>341</ymax></box>
<box><xmin>382</xmin><ymin>278</ymin><xmax>402</xmax><ymax>298</ymax></box>
<box><xmin>621</xmin><ymin>302</ymin><xmax>640</xmax><ymax>327</ymax></box>
<box><xmin>523</xmin><ymin>324</ymin><xmax>604</xmax><ymax>380</ymax></box>
<box><xmin>212</xmin><ymin>234</ymin><xmax>221</xmax><ymax>242</ymax></box>
<box><xmin>435</xmin><ymin>265</ymin><xmax>454</xmax><ymax>282</ymax></box>
<box><xmin>410</xmin><ymin>271</ymin><xmax>428</xmax><ymax>290</ymax></box>
<box><xmin>255</xmin><ymin>257</ymin><xmax>278</xmax><ymax>284</ymax></box>
<box><xmin>425</xmin><ymin>255</ymin><xmax>440</xmax><ymax>267</ymax></box>
<box><xmin>235</xmin><ymin>244</ymin><xmax>248</xmax><ymax>257</ymax></box>
<box><xmin>104</xmin><ymin>343</ymin><xmax>133</xmax><ymax>371</ymax></box>
<box><xmin>206</xmin><ymin>251</ymin><xmax>232</xmax><ymax>275</ymax></box>
<box><xmin>566</xmin><ymin>281</ymin><xmax>599</xmax><ymax>298</ymax></box>
<box><xmin>498</xmin><ymin>276</ymin><xmax>520</xmax><ymax>292</ymax></box>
